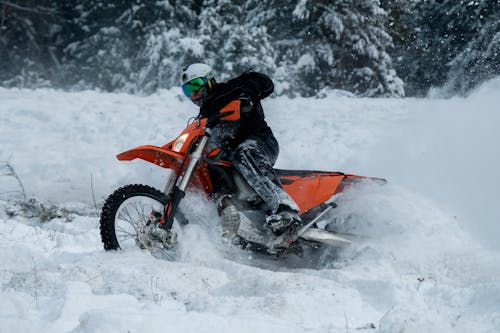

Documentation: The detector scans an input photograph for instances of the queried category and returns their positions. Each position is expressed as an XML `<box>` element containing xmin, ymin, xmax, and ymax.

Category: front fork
<box><xmin>161</xmin><ymin>129</ymin><xmax>211</xmax><ymax>229</ymax></box>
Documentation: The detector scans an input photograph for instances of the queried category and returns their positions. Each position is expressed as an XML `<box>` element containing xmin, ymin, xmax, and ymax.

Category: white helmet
<box><xmin>181</xmin><ymin>63</ymin><xmax>215</xmax><ymax>106</ymax></box>
<box><xmin>181</xmin><ymin>63</ymin><xmax>214</xmax><ymax>85</ymax></box>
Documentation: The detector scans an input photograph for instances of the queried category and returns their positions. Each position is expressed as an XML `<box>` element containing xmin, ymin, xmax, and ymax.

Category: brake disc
<box><xmin>136</xmin><ymin>215</ymin><xmax>178</xmax><ymax>259</ymax></box>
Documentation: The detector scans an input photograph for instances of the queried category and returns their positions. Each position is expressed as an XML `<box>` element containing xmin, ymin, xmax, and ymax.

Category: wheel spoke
<box><xmin>117</xmin><ymin>235</ymin><xmax>135</xmax><ymax>242</ymax></box>
<box><xmin>116</xmin><ymin>225</ymin><xmax>135</xmax><ymax>237</ymax></box>
<box><xmin>119</xmin><ymin>207</ymin><xmax>139</xmax><ymax>230</ymax></box>
<box><xmin>122</xmin><ymin>206</ymin><xmax>135</xmax><ymax>223</ymax></box>
<box><xmin>139</xmin><ymin>200</ymin><xmax>147</xmax><ymax>216</ymax></box>
<box><xmin>113</xmin><ymin>194</ymin><xmax>165</xmax><ymax>250</ymax></box>
<box><xmin>131</xmin><ymin>201</ymin><xmax>144</xmax><ymax>219</ymax></box>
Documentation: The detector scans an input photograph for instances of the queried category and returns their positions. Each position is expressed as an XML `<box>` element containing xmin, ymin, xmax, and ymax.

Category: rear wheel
<box><xmin>100</xmin><ymin>184</ymin><xmax>173</xmax><ymax>252</ymax></box>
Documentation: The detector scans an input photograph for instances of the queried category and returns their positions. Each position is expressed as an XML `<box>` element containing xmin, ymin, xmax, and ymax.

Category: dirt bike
<box><xmin>99</xmin><ymin>100</ymin><xmax>385</xmax><ymax>258</ymax></box>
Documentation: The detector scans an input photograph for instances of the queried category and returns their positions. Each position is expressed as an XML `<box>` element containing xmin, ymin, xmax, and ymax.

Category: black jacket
<box><xmin>200</xmin><ymin>72</ymin><xmax>274</xmax><ymax>148</ymax></box>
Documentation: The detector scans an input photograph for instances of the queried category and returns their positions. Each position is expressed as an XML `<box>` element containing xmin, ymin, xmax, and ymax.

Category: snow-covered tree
<box><xmin>198</xmin><ymin>0</ymin><xmax>276</xmax><ymax>81</ymax></box>
<box><xmin>61</xmin><ymin>1</ymin><xmax>141</xmax><ymax>91</ymax></box>
<box><xmin>441</xmin><ymin>0</ymin><xmax>500</xmax><ymax>95</ymax></box>
<box><xmin>389</xmin><ymin>0</ymin><xmax>500</xmax><ymax>96</ymax></box>
<box><xmin>0</xmin><ymin>0</ymin><xmax>61</xmax><ymax>87</ymax></box>
<box><xmin>273</xmin><ymin>0</ymin><xmax>404</xmax><ymax>97</ymax></box>
<box><xmin>380</xmin><ymin>0</ymin><xmax>422</xmax><ymax>95</ymax></box>
<box><xmin>133</xmin><ymin>1</ymin><xmax>201</xmax><ymax>92</ymax></box>
<box><xmin>0</xmin><ymin>0</ymin><xmax>497</xmax><ymax>97</ymax></box>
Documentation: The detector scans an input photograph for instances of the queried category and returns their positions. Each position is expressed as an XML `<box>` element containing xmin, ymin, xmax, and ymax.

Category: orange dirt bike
<box><xmin>99</xmin><ymin>101</ymin><xmax>385</xmax><ymax>258</ymax></box>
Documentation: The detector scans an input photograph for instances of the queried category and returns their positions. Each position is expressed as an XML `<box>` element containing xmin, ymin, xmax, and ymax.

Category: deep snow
<box><xmin>1</xmin><ymin>78</ymin><xmax>499</xmax><ymax>332</ymax></box>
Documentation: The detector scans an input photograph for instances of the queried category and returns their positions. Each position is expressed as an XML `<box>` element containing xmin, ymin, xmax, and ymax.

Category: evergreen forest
<box><xmin>0</xmin><ymin>0</ymin><xmax>498</xmax><ymax>97</ymax></box>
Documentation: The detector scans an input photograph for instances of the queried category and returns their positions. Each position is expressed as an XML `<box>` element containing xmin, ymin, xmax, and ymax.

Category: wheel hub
<box><xmin>135</xmin><ymin>212</ymin><xmax>178</xmax><ymax>257</ymax></box>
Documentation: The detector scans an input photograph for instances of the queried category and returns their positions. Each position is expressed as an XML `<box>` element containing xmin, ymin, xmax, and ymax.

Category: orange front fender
<box><xmin>117</xmin><ymin>145</ymin><xmax>214</xmax><ymax>193</ymax></box>
<box><xmin>117</xmin><ymin>145</ymin><xmax>184</xmax><ymax>172</ymax></box>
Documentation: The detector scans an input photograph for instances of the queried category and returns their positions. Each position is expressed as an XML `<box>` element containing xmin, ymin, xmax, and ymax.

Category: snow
<box><xmin>1</xmin><ymin>78</ymin><xmax>500</xmax><ymax>332</ymax></box>
<box><xmin>292</xmin><ymin>0</ymin><xmax>310</xmax><ymax>20</ymax></box>
<box><xmin>296</xmin><ymin>54</ymin><xmax>316</xmax><ymax>70</ymax></box>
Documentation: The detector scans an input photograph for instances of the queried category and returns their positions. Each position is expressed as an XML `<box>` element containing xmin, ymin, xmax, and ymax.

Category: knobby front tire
<box><xmin>99</xmin><ymin>184</ymin><xmax>169</xmax><ymax>251</ymax></box>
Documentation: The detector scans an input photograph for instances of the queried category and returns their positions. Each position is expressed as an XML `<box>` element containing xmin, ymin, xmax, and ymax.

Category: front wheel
<box><xmin>100</xmin><ymin>184</ymin><xmax>176</xmax><ymax>253</ymax></box>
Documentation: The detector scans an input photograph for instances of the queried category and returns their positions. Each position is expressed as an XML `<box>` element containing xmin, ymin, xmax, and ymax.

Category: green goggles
<box><xmin>182</xmin><ymin>77</ymin><xmax>208</xmax><ymax>100</ymax></box>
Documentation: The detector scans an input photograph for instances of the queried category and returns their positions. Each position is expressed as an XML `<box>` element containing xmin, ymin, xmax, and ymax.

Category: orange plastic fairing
<box><xmin>281</xmin><ymin>172</ymin><xmax>375</xmax><ymax>214</ymax></box>
<box><xmin>117</xmin><ymin>145</ymin><xmax>184</xmax><ymax>172</ymax></box>
<box><xmin>281</xmin><ymin>173</ymin><xmax>344</xmax><ymax>213</ymax></box>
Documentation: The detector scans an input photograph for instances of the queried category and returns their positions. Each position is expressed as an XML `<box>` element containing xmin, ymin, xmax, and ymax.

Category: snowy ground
<box><xmin>1</xmin><ymin>79</ymin><xmax>499</xmax><ymax>332</ymax></box>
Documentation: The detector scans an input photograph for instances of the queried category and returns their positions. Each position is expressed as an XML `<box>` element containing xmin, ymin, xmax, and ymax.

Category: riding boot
<box><xmin>264</xmin><ymin>204</ymin><xmax>302</xmax><ymax>233</ymax></box>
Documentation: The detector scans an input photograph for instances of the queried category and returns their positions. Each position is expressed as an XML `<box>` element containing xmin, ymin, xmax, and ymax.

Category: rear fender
<box><xmin>282</xmin><ymin>172</ymin><xmax>386</xmax><ymax>214</ymax></box>
<box><xmin>282</xmin><ymin>173</ymin><xmax>345</xmax><ymax>214</ymax></box>
<box><xmin>336</xmin><ymin>174</ymin><xmax>387</xmax><ymax>193</ymax></box>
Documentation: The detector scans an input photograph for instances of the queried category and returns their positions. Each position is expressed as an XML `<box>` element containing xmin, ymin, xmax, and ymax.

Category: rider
<box><xmin>180</xmin><ymin>63</ymin><xmax>301</xmax><ymax>234</ymax></box>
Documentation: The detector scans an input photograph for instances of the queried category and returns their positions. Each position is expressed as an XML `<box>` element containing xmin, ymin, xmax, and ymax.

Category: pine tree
<box><xmin>0</xmin><ymin>0</ymin><xmax>61</xmax><ymax>87</ymax></box>
<box><xmin>133</xmin><ymin>0</ymin><xmax>201</xmax><ymax>92</ymax></box>
<box><xmin>380</xmin><ymin>0</ymin><xmax>422</xmax><ymax>95</ymax></box>
<box><xmin>442</xmin><ymin>0</ymin><xmax>500</xmax><ymax>95</ymax></box>
<box><xmin>198</xmin><ymin>0</ymin><xmax>276</xmax><ymax>81</ymax></box>
<box><xmin>390</xmin><ymin>0</ymin><xmax>500</xmax><ymax>96</ymax></box>
<box><xmin>61</xmin><ymin>0</ymin><xmax>142</xmax><ymax>91</ymax></box>
<box><xmin>2</xmin><ymin>0</ymin><xmax>496</xmax><ymax>96</ymax></box>
<box><xmin>272</xmin><ymin>0</ymin><xmax>404</xmax><ymax>97</ymax></box>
